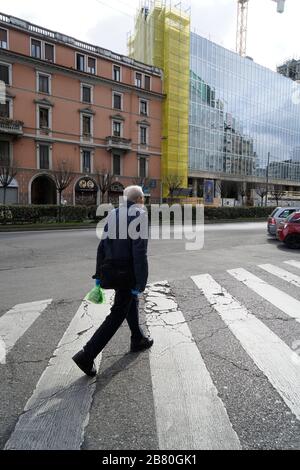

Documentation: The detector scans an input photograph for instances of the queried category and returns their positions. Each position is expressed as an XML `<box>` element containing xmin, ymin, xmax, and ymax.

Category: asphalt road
<box><xmin>1</xmin><ymin>223</ymin><xmax>300</xmax><ymax>450</ymax></box>
<box><xmin>0</xmin><ymin>222</ymin><xmax>288</xmax><ymax>310</ymax></box>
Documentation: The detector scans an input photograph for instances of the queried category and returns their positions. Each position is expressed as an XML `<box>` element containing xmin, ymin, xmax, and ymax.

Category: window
<box><xmin>0</xmin><ymin>141</ymin><xmax>10</xmax><ymax>165</ymax></box>
<box><xmin>0</xmin><ymin>28</ymin><xmax>8</xmax><ymax>49</ymax></box>
<box><xmin>39</xmin><ymin>107</ymin><xmax>49</xmax><ymax>128</ymax></box>
<box><xmin>82</xmin><ymin>85</ymin><xmax>92</xmax><ymax>103</ymax></box>
<box><xmin>31</xmin><ymin>39</ymin><xmax>42</xmax><ymax>59</ymax></box>
<box><xmin>113</xmin><ymin>92</ymin><xmax>122</xmax><ymax>110</ymax></box>
<box><xmin>31</xmin><ymin>39</ymin><xmax>55</xmax><ymax>62</ymax></box>
<box><xmin>0</xmin><ymin>63</ymin><xmax>10</xmax><ymax>85</ymax></box>
<box><xmin>140</xmin><ymin>126</ymin><xmax>147</xmax><ymax>145</ymax></box>
<box><xmin>135</xmin><ymin>73</ymin><xmax>142</xmax><ymax>88</ymax></box>
<box><xmin>0</xmin><ymin>100</ymin><xmax>9</xmax><ymax>118</ymax></box>
<box><xmin>139</xmin><ymin>157</ymin><xmax>147</xmax><ymax>178</ymax></box>
<box><xmin>83</xmin><ymin>150</ymin><xmax>91</xmax><ymax>173</ymax></box>
<box><xmin>279</xmin><ymin>209</ymin><xmax>295</xmax><ymax>219</ymax></box>
<box><xmin>144</xmin><ymin>75</ymin><xmax>151</xmax><ymax>91</ymax></box>
<box><xmin>45</xmin><ymin>43</ymin><xmax>54</xmax><ymax>62</ymax></box>
<box><xmin>140</xmin><ymin>100</ymin><xmax>148</xmax><ymax>116</ymax></box>
<box><xmin>113</xmin><ymin>154</ymin><xmax>121</xmax><ymax>176</ymax></box>
<box><xmin>113</xmin><ymin>121</ymin><xmax>121</xmax><ymax>137</ymax></box>
<box><xmin>113</xmin><ymin>65</ymin><xmax>121</xmax><ymax>82</ymax></box>
<box><xmin>87</xmin><ymin>57</ymin><xmax>96</xmax><ymax>75</ymax></box>
<box><xmin>38</xmin><ymin>74</ymin><xmax>50</xmax><ymax>94</ymax></box>
<box><xmin>76</xmin><ymin>53</ymin><xmax>85</xmax><ymax>72</ymax></box>
<box><xmin>39</xmin><ymin>145</ymin><xmax>50</xmax><ymax>169</ymax></box>
<box><xmin>76</xmin><ymin>53</ymin><xmax>96</xmax><ymax>74</ymax></box>
<box><xmin>82</xmin><ymin>115</ymin><xmax>91</xmax><ymax>136</ymax></box>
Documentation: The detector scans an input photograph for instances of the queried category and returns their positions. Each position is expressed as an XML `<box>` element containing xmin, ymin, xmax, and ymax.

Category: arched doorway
<box><xmin>75</xmin><ymin>177</ymin><xmax>98</xmax><ymax>206</ymax></box>
<box><xmin>31</xmin><ymin>175</ymin><xmax>56</xmax><ymax>205</ymax></box>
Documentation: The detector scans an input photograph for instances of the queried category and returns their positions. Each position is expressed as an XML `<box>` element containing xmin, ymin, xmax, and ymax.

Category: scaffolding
<box><xmin>128</xmin><ymin>1</ymin><xmax>191</xmax><ymax>197</ymax></box>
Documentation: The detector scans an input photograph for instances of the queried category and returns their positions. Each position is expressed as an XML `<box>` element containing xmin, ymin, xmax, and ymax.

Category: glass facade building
<box><xmin>189</xmin><ymin>33</ymin><xmax>300</xmax><ymax>195</ymax></box>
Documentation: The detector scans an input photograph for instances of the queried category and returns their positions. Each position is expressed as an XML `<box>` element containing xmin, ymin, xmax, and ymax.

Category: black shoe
<box><xmin>72</xmin><ymin>350</ymin><xmax>97</xmax><ymax>377</ymax></box>
<box><xmin>130</xmin><ymin>336</ymin><xmax>154</xmax><ymax>353</ymax></box>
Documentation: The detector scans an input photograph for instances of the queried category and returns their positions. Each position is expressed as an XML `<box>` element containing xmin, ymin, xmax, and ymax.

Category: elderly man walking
<box><xmin>73</xmin><ymin>186</ymin><xmax>153</xmax><ymax>377</ymax></box>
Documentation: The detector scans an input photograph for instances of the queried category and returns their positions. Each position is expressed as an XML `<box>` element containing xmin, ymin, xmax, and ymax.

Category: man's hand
<box><xmin>131</xmin><ymin>289</ymin><xmax>141</xmax><ymax>297</ymax></box>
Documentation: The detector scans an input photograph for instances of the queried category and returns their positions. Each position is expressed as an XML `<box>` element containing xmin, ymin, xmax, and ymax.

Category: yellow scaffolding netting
<box><xmin>128</xmin><ymin>1</ymin><xmax>190</xmax><ymax>197</ymax></box>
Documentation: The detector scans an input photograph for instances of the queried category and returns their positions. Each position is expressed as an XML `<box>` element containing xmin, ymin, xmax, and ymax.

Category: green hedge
<box><xmin>203</xmin><ymin>206</ymin><xmax>276</xmax><ymax>220</ymax></box>
<box><xmin>0</xmin><ymin>204</ymin><xmax>276</xmax><ymax>225</ymax></box>
<box><xmin>0</xmin><ymin>205</ymin><xmax>95</xmax><ymax>224</ymax></box>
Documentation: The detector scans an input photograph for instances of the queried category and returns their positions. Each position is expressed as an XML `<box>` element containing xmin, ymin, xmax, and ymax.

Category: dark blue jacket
<box><xmin>94</xmin><ymin>201</ymin><xmax>148</xmax><ymax>292</ymax></box>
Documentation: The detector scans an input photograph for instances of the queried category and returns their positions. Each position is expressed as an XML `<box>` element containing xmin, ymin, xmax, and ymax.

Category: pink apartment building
<box><xmin>0</xmin><ymin>12</ymin><xmax>163</xmax><ymax>205</ymax></box>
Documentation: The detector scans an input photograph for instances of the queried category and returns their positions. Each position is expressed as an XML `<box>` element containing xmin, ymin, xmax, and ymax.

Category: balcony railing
<box><xmin>0</xmin><ymin>117</ymin><xmax>23</xmax><ymax>136</ymax></box>
<box><xmin>0</xmin><ymin>12</ymin><xmax>162</xmax><ymax>76</ymax></box>
<box><xmin>106</xmin><ymin>136</ymin><xmax>132</xmax><ymax>152</ymax></box>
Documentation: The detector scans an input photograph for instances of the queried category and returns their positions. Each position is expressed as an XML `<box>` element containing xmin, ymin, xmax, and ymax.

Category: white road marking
<box><xmin>259</xmin><ymin>264</ymin><xmax>300</xmax><ymax>288</ymax></box>
<box><xmin>0</xmin><ymin>299</ymin><xmax>52</xmax><ymax>360</ymax></box>
<box><xmin>227</xmin><ymin>268</ymin><xmax>300</xmax><ymax>323</ymax></box>
<box><xmin>145</xmin><ymin>283</ymin><xmax>241</xmax><ymax>450</ymax></box>
<box><xmin>0</xmin><ymin>338</ymin><xmax>6</xmax><ymax>364</ymax></box>
<box><xmin>285</xmin><ymin>260</ymin><xmax>300</xmax><ymax>270</ymax></box>
<box><xmin>192</xmin><ymin>274</ymin><xmax>300</xmax><ymax>421</ymax></box>
<box><xmin>5</xmin><ymin>294</ymin><xmax>114</xmax><ymax>450</ymax></box>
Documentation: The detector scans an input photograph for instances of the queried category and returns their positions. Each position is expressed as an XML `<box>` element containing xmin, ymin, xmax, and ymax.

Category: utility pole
<box><xmin>265</xmin><ymin>151</ymin><xmax>270</xmax><ymax>207</ymax></box>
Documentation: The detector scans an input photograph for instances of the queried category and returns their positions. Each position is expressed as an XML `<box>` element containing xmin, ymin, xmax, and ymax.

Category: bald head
<box><xmin>124</xmin><ymin>185</ymin><xmax>144</xmax><ymax>203</ymax></box>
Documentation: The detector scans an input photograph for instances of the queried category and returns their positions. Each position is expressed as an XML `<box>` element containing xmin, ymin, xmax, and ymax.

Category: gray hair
<box><xmin>123</xmin><ymin>185</ymin><xmax>144</xmax><ymax>203</ymax></box>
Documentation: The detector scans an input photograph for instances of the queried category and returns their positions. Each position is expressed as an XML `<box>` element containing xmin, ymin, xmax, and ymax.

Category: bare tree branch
<box><xmin>0</xmin><ymin>155</ymin><xmax>18</xmax><ymax>206</ymax></box>
<box><xmin>270</xmin><ymin>186</ymin><xmax>285</xmax><ymax>206</ymax></box>
<box><xmin>255</xmin><ymin>184</ymin><xmax>268</xmax><ymax>206</ymax></box>
<box><xmin>51</xmin><ymin>160</ymin><xmax>75</xmax><ymax>221</ymax></box>
<box><xmin>132</xmin><ymin>176</ymin><xmax>150</xmax><ymax>188</ymax></box>
<box><xmin>95</xmin><ymin>168</ymin><xmax>115</xmax><ymax>203</ymax></box>
<box><xmin>163</xmin><ymin>174</ymin><xmax>183</xmax><ymax>198</ymax></box>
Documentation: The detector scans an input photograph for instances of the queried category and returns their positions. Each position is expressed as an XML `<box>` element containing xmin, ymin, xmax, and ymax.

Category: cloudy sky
<box><xmin>1</xmin><ymin>0</ymin><xmax>298</xmax><ymax>71</ymax></box>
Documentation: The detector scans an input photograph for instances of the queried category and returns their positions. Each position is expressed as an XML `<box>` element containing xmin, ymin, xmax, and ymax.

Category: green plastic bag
<box><xmin>85</xmin><ymin>285</ymin><xmax>105</xmax><ymax>305</ymax></box>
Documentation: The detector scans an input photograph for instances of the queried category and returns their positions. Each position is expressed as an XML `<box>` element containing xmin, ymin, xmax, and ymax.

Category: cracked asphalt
<box><xmin>1</xmin><ymin>222</ymin><xmax>300</xmax><ymax>449</ymax></box>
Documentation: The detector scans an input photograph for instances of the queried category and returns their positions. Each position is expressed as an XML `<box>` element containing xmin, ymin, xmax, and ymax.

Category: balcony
<box><xmin>0</xmin><ymin>117</ymin><xmax>24</xmax><ymax>136</ymax></box>
<box><xmin>106</xmin><ymin>136</ymin><xmax>132</xmax><ymax>152</ymax></box>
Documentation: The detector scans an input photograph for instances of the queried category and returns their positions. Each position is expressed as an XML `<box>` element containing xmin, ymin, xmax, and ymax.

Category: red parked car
<box><xmin>277</xmin><ymin>212</ymin><xmax>300</xmax><ymax>248</ymax></box>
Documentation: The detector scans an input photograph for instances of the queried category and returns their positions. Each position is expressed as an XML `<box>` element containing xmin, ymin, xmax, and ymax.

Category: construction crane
<box><xmin>236</xmin><ymin>0</ymin><xmax>286</xmax><ymax>56</ymax></box>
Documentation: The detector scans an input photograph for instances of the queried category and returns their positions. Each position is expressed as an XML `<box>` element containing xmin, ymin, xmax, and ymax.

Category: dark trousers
<box><xmin>84</xmin><ymin>290</ymin><xmax>144</xmax><ymax>360</ymax></box>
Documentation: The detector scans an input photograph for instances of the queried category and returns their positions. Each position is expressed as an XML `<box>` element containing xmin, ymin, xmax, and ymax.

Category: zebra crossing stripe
<box><xmin>259</xmin><ymin>264</ymin><xmax>300</xmax><ymax>288</ymax></box>
<box><xmin>0</xmin><ymin>299</ymin><xmax>52</xmax><ymax>362</ymax></box>
<box><xmin>227</xmin><ymin>268</ymin><xmax>300</xmax><ymax>323</ymax></box>
<box><xmin>285</xmin><ymin>260</ymin><xmax>300</xmax><ymax>270</ymax></box>
<box><xmin>192</xmin><ymin>274</ymin><xmax>300</xmax><ymax>421</ymax></box>
<box><xmin>5</xmin><ymin>294</ymin><xmax>114</xmax><ymax>450</ymax></box>
<box><xmin>145</xmin><ymin>282</ymin><xmax>241</xmax><ymax>450</ymax></box>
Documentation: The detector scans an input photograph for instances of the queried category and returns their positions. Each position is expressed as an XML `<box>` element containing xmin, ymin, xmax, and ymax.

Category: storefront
<box><xmin>75</xmin><ymin>177</ymin><xmax>98</xmax><ymax>206</ymax></box>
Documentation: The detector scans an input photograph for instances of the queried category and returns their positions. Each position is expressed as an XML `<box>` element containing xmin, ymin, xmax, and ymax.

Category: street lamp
<box><xmin>265</xmin><ymin>151</ymin><xmax>270</xmax><ymax>206</ymax></box>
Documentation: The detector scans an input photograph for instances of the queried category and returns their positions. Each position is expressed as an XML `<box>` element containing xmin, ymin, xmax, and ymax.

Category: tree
<box><xmin>132</xmin><ymin>176</ymin><xmax>150</xmax><ymax>189</ymax></box>
<box><xmin>95</xmin><ymin>169</ymin><xmax>115</xmax><ymax>203</ymax></box>
<box><xmin>0</xmin><ymin>156</ymin><xmax>18</xmax><ymax>206</ymax></box>
<box><xmin>237</xmin><ymin>182</ymin><xmax>247</xmax><ymax>206</ymax></box>
<box><xmin>255</xmin><ymin>184</ymin><xmax>268</xmax><ymax>207</ymax></box>
<box><xmin>52</xmin><ymin>160</ymin><xmax>75</xmax><ymax>222</ymax></box>
<box><xmin>270</xmin><ymin>186</ymin><xmax>285</xmax><ymax>206</ymax></box>
<box><xmin>163</xmin><ymin>174</ymin><xmax>183</xmax><ymax>198</ymax></box>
